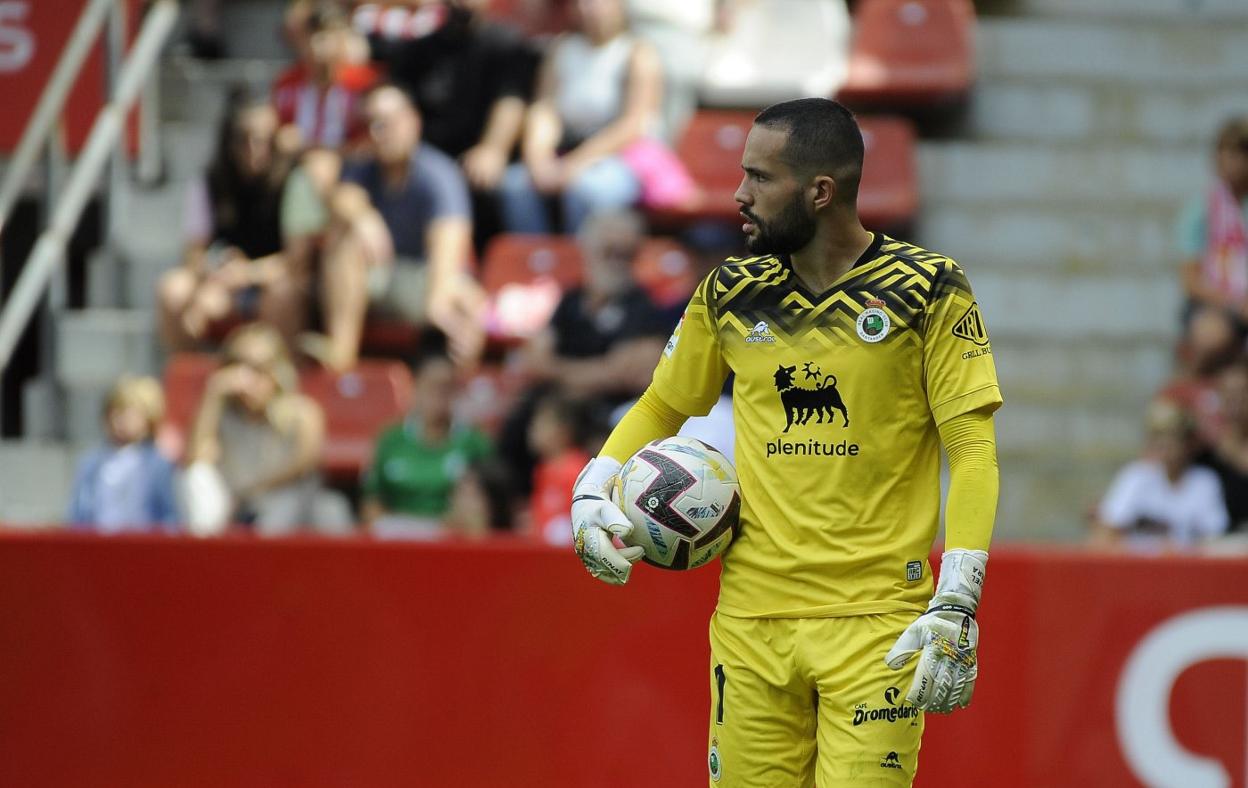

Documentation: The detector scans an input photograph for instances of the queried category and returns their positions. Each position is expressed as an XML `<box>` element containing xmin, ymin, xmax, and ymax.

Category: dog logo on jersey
<box><xmin>880</xmin><ymin>751</ymin><xmax>903</xmax><ymax>770</ymax></box>
<box><xmin>952</xmin><ymin>302</ymin><xmax>990</xmax><ymax>346</ymax></box>
<box><xmin>773</xmin><ymin>363</ymin><xmax>849</xmax><ymax>432</ymax></box>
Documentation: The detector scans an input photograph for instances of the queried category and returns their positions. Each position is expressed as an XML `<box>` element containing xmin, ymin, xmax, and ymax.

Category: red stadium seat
<box><xmin>653</xmin><ymin>110</ymin><xmax>918</xmax><ymax>231</ymax></box>
<box><xmin>484</xmin><ymin>0</ymin><xmax>572</xmax><ymax>36</ymax></box>
<box><xmin>857</xmin><ymin>116</ymin><xmax>919</xmax><ymax>231</ymax></box>
<box><xmin>481</xmin><ymin>233</ymin><xmax>584</xmax><ymax>295</ymax></box>
<box><xmin>838</xmin><ymin>0</ymin><xmax>976</xmax><ymax>107</ymax></box>
<box><xmin>651</xmin><ymin>110</ymin><xmax>754</xmax><ymax>227</ymax></box>
<box><xmin>300</xmin><ymin>360</ymin><xmax>413</xmax><ymax>481</ymax></box>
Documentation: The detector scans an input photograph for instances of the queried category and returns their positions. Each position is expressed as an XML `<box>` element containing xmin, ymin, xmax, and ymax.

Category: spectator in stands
<box><xmin>625</xmin><ymin>0</ymin><xmax>727</xmax><ymax>142</ymax></box>
<box><xmin>1092</xmin><ymin>398</ymin><xmax>1229</xmax><ymax>550</ymax></box>
<box><xmin>498</xmin><ymin>0</ymin><xmax>664</xmax><ymax>233</ymax></box>
<box><xmin>181</xmin><ymin>323</ymin><xmax>351</xmax><ymax>536</ymax></box>
<box><xmin>1177</xmin><ymin>117</ymin><xmax>1248</xmax><ymax>359</ymax></box>
<box><xmin>158</xmin><ymin>89</ymin><xmax>304</xmax><ymax>351</ymax></box>
<box><xmin>367</xmin><ymin>0</ymin><xmax>532</xmax><ymax>178</ymax></box>
<box><xmin>1196</xmin><ymin>360</ymin><xmax>1248</xmax><ymax>533</ymax></box>
<box><xmin>272</xmin><ymin>0</ymin><xmax>377</xmax><ymax>152</ymax></box>
<box><xmin>444</xmin><ymin>459</ymin><xmax>517</xmax><ymax>536</ymax></box>
<box><xmin>365</xmin><ymin>0</ymin><xmax>535</xmax><ymax>247</ymax></box>
<box><xmin>293</xmin><ymin>84</ymin><xmax>486</xmax><ymax>371</ymax></box>
<box><xmin>362</xmin><ymin>345</ymin><xmax>493</xmax><ymax>538</ymax></box>
<box><xmin>499</xmin><ymin>211</ymin><xmax>668</xmax><ymax>493</ymax></box>
<box><xmin>528</xmin><ymin>391</ymin><xmax>593</xmax><ymax>545</ymax></box>
<box><xmin>68</xmin><ymin>376</ymin><xmax>180</xmax><ymax>533</ymax></box>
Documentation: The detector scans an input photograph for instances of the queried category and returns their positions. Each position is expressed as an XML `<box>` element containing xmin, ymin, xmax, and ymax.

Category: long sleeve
<box><xmin>938</xmin><ymin>409</ymin><xmax>999</xmax><ymax>552</ymax></box>
<box><xmin>600</xmin><ymin>386</ymin><xmax>689</xmax><ymax>464</ymax></box>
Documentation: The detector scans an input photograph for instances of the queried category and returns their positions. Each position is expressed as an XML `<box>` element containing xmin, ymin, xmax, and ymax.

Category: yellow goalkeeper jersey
<box><xmin>652</xmin><ymin>234</ymin><xmax>1002</xmax><ymax>618</ymax></box>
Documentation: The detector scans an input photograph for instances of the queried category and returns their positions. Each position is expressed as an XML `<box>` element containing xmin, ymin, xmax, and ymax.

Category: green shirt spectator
<box><xmin>363</xmin><ymin>418</ymin><xmax>492</xmax><ymax>518</ymax></box>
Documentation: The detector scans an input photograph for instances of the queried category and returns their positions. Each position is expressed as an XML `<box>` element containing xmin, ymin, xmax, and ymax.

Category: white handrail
<box><xmin>0</xmin><ymin>0</ymin><xmax>115</xmax><ymax>237</ymax></box>
<box><xmin>0</xmin><ymin>0</ymin><xmax>179</xmax><ymax>372</ymax></box>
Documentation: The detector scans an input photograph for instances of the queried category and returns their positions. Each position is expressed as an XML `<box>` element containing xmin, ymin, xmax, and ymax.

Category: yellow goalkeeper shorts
<box><xmin>706</xmin><ymin>611</ymin><xmax>924</xmax><ymax>787</ymax></box>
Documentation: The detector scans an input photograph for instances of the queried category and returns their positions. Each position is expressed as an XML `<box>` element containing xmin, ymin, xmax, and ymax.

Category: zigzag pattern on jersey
<box><xmin>709</xmin><ymin>239</ymin><xmax>964</xmax><ymax>347</ymax></box>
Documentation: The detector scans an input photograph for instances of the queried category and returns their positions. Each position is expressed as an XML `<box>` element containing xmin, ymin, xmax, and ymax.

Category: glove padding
<box><xmin>571</xmin><ymin>457</ymin><xmax>644</xmax><ymax>585</ymax></box>
<box><xmin>885</xmin><ymin>549</ymin><xmax>987</xmax><ymax>713</ymax></box>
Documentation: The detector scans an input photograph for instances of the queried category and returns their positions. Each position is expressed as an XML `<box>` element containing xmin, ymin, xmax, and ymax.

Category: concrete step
<box><xmin>0</xmin><ymin>440</ymin><xmax>79</xmax><ymax>526</ymax></box>
<box><xmin>977</xmin><ymin>18</ymin><xmax>1248</xmax><ymax>88</ymax></box>
<box><xmin>55</xmin><ymin>309</ymin><xmax>158</xmax><ymax>388</ymax></box>
<box><xmin>966</xmin><ymin>79</ymin><xmax>1246</xmax><ymax>146</ymax></box>
<box><xmin>918</xmin><ymin>141</ymin><xmax>1208</xmax><ymax>207</ymax></box>
<box><xmin>995</xmin><ymin>455</ymin><xmax>1120</xmax><ymax>541</ymax></box>
<box><xmin>160</xmin><ymin>56</ymin><xmax>286</xmax><ymax>126</ymax></box>
<box><xmin>115</xmin><ymin>174</ymin><xmax>194</xmax><ymax>266</ymax></box>
<box><xmin>219</xmin><ymin>0</ymin><xmax>289</xmax><ymax>60</ymax></box>
<box><xmin>995</xmin><ymin>397</ymin><xmax>1146</xmax><ymax>461</ymax></box>
<box><xmin>992</xmin><ymin>336</ymin><xmax>1174</xmax><ymax>408</ymax></box>
<box><xmin>970</xmin><ymin>270</ymin><xmax>1180</xmax><ymax>342</ymax></box>
<box><xmin>918</xmin><ymin>201</ymin><xmax>1178</xmax><ymax>274</ymax></box>
<box><xmin>1001</xmin><ymin>0</ymin><xmax>1248</xmax><ymax>21</ymax></box>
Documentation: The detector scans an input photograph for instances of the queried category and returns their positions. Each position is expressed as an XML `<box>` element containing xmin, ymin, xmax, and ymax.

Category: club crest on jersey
<box><xmin>856</xmin><ymin>306</ymin><xmax>890</xmax><ymax>343</ymax></box>
<box><xmin>951</xmin><ymin>302</ymin><xmax>990</xmax><ymax>346</ymax></box>
<box><xmin>709</xmin><ymin>738</ymin><xmax>722</xmax><ymax>782</ymax></box>
<box><xmin>773</xmin><ymin>362</ymin><xmax>849</xmax><ymax>432</ymax></box>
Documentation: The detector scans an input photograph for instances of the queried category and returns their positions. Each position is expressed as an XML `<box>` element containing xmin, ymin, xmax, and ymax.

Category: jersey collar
<box><xmin>779</xmin><ymin>232</ymin><xmax>885</xmax><ymax>301</ymax></box>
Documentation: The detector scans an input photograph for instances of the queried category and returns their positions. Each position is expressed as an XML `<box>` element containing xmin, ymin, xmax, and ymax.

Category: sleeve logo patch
<box><xmin>951</xmin><ymin>302</ymin><xmax>990</xmax><ymax>346</ymax></box>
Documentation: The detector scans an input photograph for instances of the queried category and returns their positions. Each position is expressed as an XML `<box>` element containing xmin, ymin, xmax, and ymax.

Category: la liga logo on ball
<box><xmin>611</xmin><ymin>436</ymin><xmax>740</xmax><ymax>571</ymax></box>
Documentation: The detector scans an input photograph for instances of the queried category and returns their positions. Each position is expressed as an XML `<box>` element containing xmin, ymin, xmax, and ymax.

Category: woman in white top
<box><xmin>499</xmin><ymin>0</ymin><xmax>663</xmax><ymax>234</ymax></box>
<box><xmin>1093</xmin><ymin>398</ymin><xmax>1229</xmax><ymax>550</ymax></box>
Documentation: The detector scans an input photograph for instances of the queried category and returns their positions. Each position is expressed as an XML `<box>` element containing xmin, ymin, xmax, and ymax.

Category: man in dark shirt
<box><xmin>369</xmin><ymin>0</ymin><xmax>536</xmax><ymax>245</ymax></box>
<box><xmin>499</xmin><ymin>210</ymin><xmax>671</xmax><ymax>494</ymax></box>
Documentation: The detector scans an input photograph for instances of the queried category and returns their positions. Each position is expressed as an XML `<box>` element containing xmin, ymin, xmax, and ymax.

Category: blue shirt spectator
<box><xmin>69</xmin><ymin>442</ymin><xmax>180</xmax><ymax>533</ymax></box>
<box><xmin>67</xmin><ymin>376</ymin><xmax>180</xmax><ymax>533</ymax></box>
<box><xmin>342</xmin><ymin>143</ymin><xmax>471</xmax><ymax>260</ymax></box>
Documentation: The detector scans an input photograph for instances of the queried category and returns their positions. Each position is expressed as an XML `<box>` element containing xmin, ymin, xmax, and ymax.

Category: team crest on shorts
<box><xmin>708</xmin><ymin>738</ymin><xmax>722</xmax><ymax>782</ymax></box>
<box><xmin>856</xmin><ymin>307</ymin><xmax>890</xmax><ymax>343</ymax></box>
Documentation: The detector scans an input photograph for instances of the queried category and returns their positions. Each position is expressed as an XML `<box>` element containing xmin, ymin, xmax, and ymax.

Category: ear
<box><xmin>810</xmin><ymin>174</ymin><xmax>837</xmax><ymax>211</ymax></box>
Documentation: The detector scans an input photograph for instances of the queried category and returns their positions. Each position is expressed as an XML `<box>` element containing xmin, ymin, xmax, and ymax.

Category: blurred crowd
<box><xmin>72</xmin><ymin>0</ymin><xmax>752</xmax><ymax>541</ymax></box>
<box><xmin>1093</xmin><ymin>116</ymin><xmax>1248</xmax><ymax>552</ymax></box>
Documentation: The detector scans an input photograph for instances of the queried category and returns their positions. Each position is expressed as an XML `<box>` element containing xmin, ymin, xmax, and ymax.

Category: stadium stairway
<box><xmin>930</xmin><ymin>0</ymin><xmax>1248</xmax><ymax>538</ymax></box>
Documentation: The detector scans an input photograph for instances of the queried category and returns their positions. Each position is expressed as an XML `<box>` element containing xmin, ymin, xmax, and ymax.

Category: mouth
<box><xmin>740</xmin><ymin>212</ymin><xmax>757</xmax><ymax>234</ymax></box>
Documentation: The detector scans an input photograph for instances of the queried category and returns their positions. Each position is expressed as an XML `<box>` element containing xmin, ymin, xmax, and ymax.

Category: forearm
<box><xmin>425</xmin><ymin>219</ymin><xmax>472</xmax><ymax>292</ymax></box>
<box><xmin>600</xmin><ymin>386</ymin><xmax>689</xmax><ymax>463</ymax></box>
<box><xmin>187</xmin><ymin>398</ymin><xmax>224</xmax><ymax>464</ymax></box>
<box><xmin>478</xmin><ymin>96</ymin><xmax>526</xmax><ymax>154</ymax></box>
<box><xmin>938</xmin><ymin>409</ymin><xmax>999</xmax><ymax>552</ymax></box>
<box><xmin>562</xmin><ymin>117</ymin><xmax>644</xmax><ymax>168</ymax></box>
<box><xmin>522</xmin><ymin>104</ymin><xmax>562</xmax><ymax>163</ymax></box>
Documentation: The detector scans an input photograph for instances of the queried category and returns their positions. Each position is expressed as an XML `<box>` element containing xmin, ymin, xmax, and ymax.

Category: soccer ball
<box><xmin>611</xmin><ymin>436</ymin><xmax>740</xmax><ymax>570</ymax></box>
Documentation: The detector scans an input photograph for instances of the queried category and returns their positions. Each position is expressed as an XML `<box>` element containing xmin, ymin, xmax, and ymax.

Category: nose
<box><xmin>733</xmin><ymin>174</ymin><xmax>752</xmax><ymax>209</ymax></box>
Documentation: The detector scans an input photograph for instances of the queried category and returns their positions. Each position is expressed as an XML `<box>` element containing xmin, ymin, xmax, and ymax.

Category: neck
<box><xmin>788</xmin><ymin>214</ymin><xmax>874</xmax><ymax>294</ymax></box>
<box><xmin>382</xmin><ymin>157</ymin><xmax>411</xmax><ymax>189</ymax></box>
<box><xmin>1164</xmin><ymin>462</ymin><xmax>1185</xmax><ymax>484</ymax></box>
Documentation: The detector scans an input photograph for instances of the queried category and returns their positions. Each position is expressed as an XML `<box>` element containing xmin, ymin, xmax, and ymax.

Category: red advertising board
<box><xmin>0</xmin><ymin>0</ymin><xmax>138</xmax><ymax>155</ymax></box>
<box><xmin>0</xmin><ymin>534</ymin><xmax>1243</xmax><ymax>787</ymax></box>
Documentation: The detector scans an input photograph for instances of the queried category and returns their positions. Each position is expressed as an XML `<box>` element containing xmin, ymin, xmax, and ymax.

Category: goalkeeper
<box><xmin>571</xmin><ymin>98</ymin><xmax>1001</xmax><ymax>787</ymax></box>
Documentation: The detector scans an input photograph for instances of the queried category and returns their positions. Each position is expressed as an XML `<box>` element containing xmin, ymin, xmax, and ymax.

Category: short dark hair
<box><xmin>754</xmin><ymin>98</ymin><xmax>864</xmax><ymax>205</ymax></box>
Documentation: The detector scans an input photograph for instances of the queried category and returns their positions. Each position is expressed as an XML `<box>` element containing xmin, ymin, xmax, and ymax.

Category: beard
<box><xmin>744</xmin><ymin>193</ymin><xmax>817</xmax><ymax>256</ymax></box>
